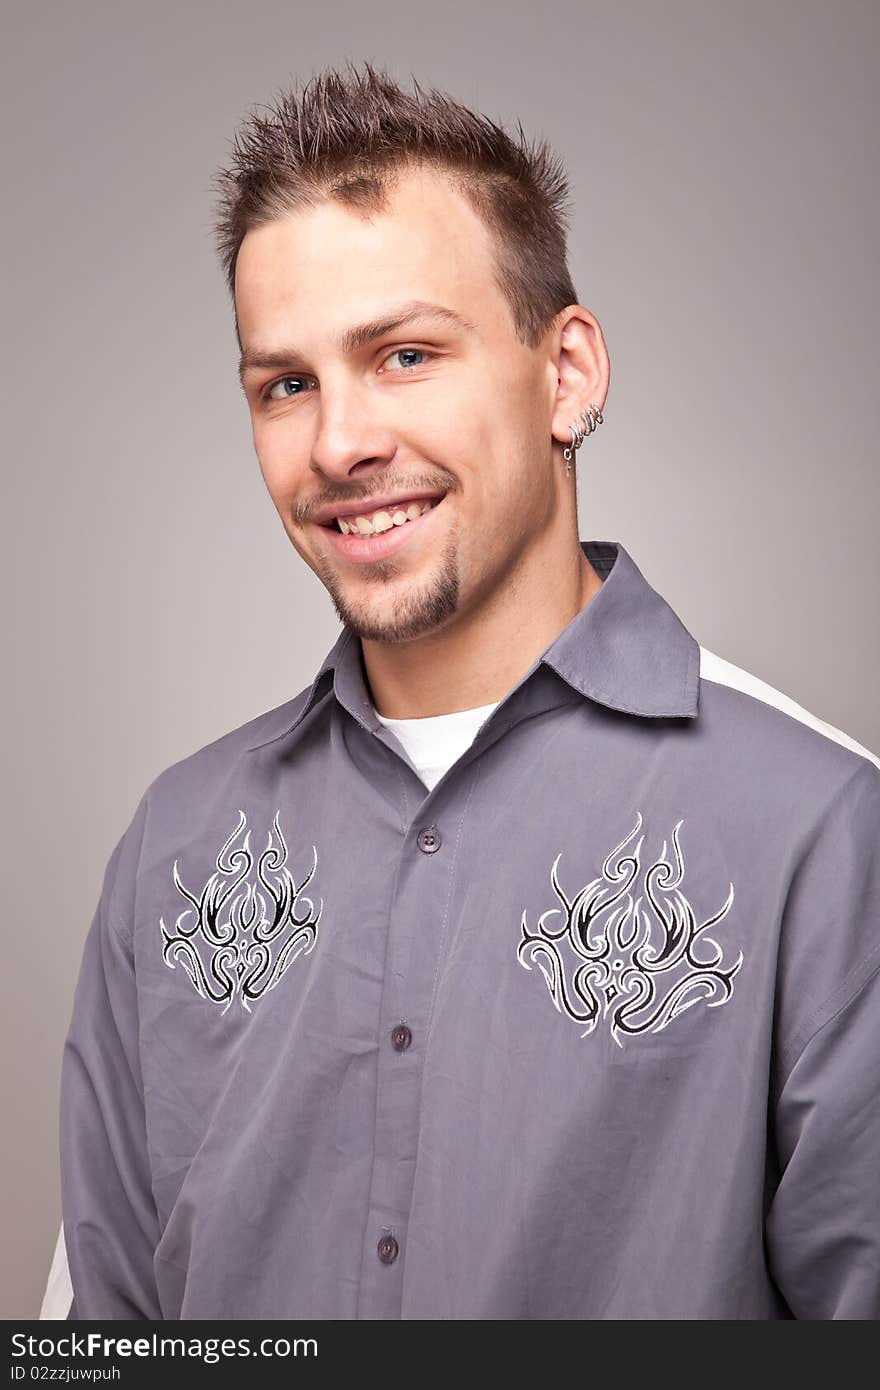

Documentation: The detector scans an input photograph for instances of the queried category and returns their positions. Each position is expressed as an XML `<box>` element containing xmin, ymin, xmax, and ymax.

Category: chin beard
<box><xmin>318</xmin><ymin>536</ymin><xmax>461</xmax><ymax>643</ymax></box>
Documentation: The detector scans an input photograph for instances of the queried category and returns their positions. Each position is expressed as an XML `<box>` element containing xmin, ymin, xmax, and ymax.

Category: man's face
<box><xmin>236</xmin><ymin>166</ymin><xmax>562</xmax><ymax>644</ymax></box>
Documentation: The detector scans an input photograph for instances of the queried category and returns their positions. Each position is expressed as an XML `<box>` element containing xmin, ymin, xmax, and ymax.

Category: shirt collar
<box><xmin>542</xmin><ymin>540</ymin><xmax>700</xmax><ymax>719</ymax></box>
<box><xmin>247</xmin><ymin>540</ymin><xmax>699</xmax><ymax>751</ymax></box>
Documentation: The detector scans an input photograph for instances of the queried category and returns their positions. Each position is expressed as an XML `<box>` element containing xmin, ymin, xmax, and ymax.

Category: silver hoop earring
<box><xmin>562</xmin><ymin>402</ymin><xmax>604</xmax><ymax>477</ymax></box>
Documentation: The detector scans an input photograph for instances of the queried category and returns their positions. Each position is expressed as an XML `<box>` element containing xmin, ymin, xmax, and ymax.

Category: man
<box><xmin>50</xmin><ymin>62</ymin><xmax>879</xmax><ymax>1320</ymax></box>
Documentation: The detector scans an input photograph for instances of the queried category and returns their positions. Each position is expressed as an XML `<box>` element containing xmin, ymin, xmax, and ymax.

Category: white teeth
<box><xmin>337</xmin><ymin>498</ymin><xmax>439</xmax><ymax>535</ymax></box>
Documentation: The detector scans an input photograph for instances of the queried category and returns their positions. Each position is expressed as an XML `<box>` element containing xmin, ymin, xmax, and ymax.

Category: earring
<box><xmin>562</xmin><ymin>402</ymin><xmax>604</xmax><ymax>477</ymax></box>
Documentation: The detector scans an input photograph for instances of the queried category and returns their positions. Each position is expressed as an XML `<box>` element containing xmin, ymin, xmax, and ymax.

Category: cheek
<box><xmin>256</xmin><ymin>460</ymin><xmax>308</xmax><ymax>535</ymax></box>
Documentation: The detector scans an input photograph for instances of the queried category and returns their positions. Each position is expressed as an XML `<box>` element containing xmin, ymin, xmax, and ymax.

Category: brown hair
<box><xmin>210</xmin><ymin>60</ymin><xmax>579</xmax><ymax>350</ymax></box>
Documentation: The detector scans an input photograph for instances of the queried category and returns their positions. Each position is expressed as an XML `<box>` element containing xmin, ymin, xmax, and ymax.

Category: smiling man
<box><xmin>51</xmin><ymin>62</ymin><xmax>880</xmax><ymax>1321</ymax></box>
<box><xmin>234</xmin><ymin>156</ymin><xmax>606</xmax><ymax>707</ymax></box>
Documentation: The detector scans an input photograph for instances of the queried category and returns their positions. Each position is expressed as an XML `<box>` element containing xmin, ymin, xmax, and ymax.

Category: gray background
<box><xmin>2</xmin><ymin>0</ymin><xmax>877</xmax><ymax>1317</ymax></box>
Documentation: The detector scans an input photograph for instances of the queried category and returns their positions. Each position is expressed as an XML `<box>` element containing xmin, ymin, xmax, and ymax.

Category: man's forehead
<box><xmin>237</xmin><ymin>167</ymin><xmax>497</xmax><ymax>292</ymax></box>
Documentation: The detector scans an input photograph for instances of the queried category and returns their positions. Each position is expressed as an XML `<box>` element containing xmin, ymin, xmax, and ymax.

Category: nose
<box><xmin>309</xmin><ymin>372</ymin><xmax>398</xmax><ymax>481</ymax></box>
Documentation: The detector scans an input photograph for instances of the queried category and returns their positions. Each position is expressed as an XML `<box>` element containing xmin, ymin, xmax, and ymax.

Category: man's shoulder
<box><xmin>697</xmin><ymin>643</ymin><xmax>879</xmax><ymax>784</ymax></box>
<box><xmin>145</xmin><ymin>681</ymin><xmax>318</xmax><ymax>802</ymax></box>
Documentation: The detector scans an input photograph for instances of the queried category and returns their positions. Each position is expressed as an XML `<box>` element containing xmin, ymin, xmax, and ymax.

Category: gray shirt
<box><xmin>59</xmin><ymin>539</ymin><xmax>880</xmax><ymax>1319</ymax></box>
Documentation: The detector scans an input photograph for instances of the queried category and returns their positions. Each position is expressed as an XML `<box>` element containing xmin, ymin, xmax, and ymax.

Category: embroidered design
<box><xmin>518</xmin><ymin>813</ymin><xmax>742</xmax><ymax>1047</ymax></box>
<box><xmin>159</xmin><ymin>809</ymin><xmax>322</xmax><ymax>1014</ymax></box>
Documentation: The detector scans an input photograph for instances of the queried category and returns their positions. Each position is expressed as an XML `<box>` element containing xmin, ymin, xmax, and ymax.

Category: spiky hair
<box><xmin>210</xmin><ymin>60</ymin><xmax>578</xmax><ymax>348</ymax></box>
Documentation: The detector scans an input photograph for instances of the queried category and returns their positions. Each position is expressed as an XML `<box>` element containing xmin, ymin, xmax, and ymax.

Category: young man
<box><xmin>50</xmin><ymin>62</ymin><xmax>879</xmax><ymax>1320</ymax></box>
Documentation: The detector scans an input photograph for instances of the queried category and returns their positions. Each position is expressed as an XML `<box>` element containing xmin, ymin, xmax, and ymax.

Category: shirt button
<box><xmin>417</xmin><ymin>825</ymin><xmax>442</xmax><ymax>853</ymax></box>
<box><xmin>377</xmin><ymin>1233</ymin><xmax>399</xmax><ymax>1265</ymax></box>
<box><xmin>391</xmin><ymin>1022</ymin><xmax>412</xmax><ymax>1052</ymax></box>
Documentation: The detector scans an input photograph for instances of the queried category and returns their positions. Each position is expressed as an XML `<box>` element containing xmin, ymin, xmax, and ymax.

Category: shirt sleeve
<box><xmin>59</xmin><ymin>801</ymin><xmax>163</xmax><ymax>1320</ymax></box>
<box><xmin>765</xmin><ymin>963</ymin><xmax>880</xmax><ymax>1318</ymax></box>
<box><xmin>764</xmin><ymin>756</ymin><xmax>880</xmax><ymax>1319</ymax></box>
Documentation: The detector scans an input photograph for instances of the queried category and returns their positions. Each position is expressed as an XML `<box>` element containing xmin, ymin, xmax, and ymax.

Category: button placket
<box><xmin>357</xmin><ymin>779</ymin><xmax>477</xmax><ymax>1315</ymax></box>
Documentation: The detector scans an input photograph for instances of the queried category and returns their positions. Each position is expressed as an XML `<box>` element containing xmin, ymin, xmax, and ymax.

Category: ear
<box><xmin>550</xmin><ymin>307</ymin><xmax>611</xmax><ymax>449</ymax></box>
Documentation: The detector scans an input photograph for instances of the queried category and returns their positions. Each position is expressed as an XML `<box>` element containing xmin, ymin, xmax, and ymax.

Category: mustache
<box><xmin>295</xmin><ymin>475</ymin><xmax>457</xmax><ymax>524</ymax></box>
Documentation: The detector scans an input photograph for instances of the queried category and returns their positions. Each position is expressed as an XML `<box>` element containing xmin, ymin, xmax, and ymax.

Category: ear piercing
<box><xmin>562</xmin><ymin>403</ymin><xmax>604</xmax><ymax>477</ymax></box>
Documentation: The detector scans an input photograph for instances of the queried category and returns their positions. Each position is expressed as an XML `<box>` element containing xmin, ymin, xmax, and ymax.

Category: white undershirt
<box><xmin>372</xmin><ymin>700</ymin><xmax>501</xmax><ymax>791</ymax></box>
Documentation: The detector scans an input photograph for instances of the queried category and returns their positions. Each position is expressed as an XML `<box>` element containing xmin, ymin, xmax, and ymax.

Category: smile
<box><xmin>319</xmin><ymin>495</ymin><xmax>444</xmax><ymax>563</ymax></box>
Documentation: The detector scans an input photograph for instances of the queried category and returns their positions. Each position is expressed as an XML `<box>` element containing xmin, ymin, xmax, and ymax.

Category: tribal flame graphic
<box><xmin>518</xmin><ymin>813</ymin><xmax>742</xmax><ymax>1047</ymax></box>
<box><xmin>159</xmin><ymin>809</ymin><xmax>322</xmax><ymax>1014</ymax></box>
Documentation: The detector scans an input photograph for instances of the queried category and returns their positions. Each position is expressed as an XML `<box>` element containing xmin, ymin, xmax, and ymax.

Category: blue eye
<box><xmin>265</xmin><ymin>376</ymin><xmax>313</xmax><ymax>401</ymax></box>
<box><xmin>384</xmin><ymin>348</ymin><xmax>433</xmax><ymax>370</ymax></box>
<box><xmin>261</xmin><ymin>347</ymin><xmax>435</xmax><ymax>402</ymax></box>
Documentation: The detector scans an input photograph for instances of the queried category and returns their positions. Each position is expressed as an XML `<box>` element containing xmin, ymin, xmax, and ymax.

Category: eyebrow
<box><xmin>238</xmin><ymin>299</ymin><xmax>477</xmax><ymax>389</ymax></box>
